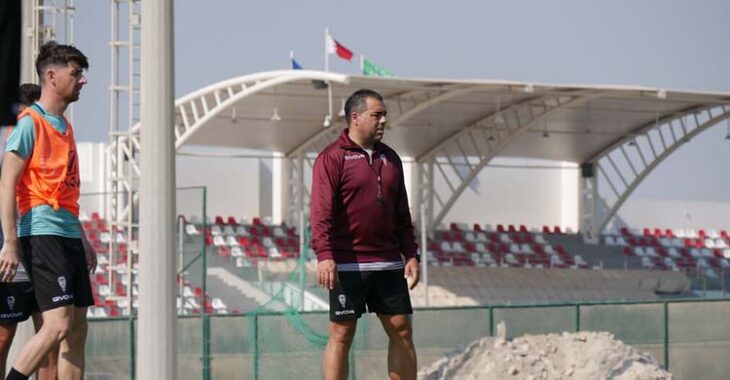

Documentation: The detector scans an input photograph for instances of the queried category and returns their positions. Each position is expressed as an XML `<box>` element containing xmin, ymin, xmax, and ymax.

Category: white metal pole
<box><xmin>324</xmin><ymin>27</ymin><xmax>329</xmax><ymax>72</ymax></box>
<box><xmin>420</xmin><ymin>203</ymin><xmax>428</xmax><ymax>306</ymax></box>
<box><xmin>139</xmin><ymin>0</ymin><xmax>177</xmax><ymax>379</ymax></box>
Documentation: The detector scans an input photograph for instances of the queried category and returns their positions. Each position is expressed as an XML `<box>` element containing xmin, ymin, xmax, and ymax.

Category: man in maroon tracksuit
<box><xmin>310</xmin><ymin>89</ymin><xmax>420</xmax><ymax>380</ymax></box>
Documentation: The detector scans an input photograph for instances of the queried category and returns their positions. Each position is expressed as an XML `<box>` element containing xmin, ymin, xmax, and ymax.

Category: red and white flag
<box><xmin>326</xmin><ymin>34</ymin><xmax>353</xmax><ymax>61</ymax></box>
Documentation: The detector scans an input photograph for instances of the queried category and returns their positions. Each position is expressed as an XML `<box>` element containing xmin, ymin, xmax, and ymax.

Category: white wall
<box><xmin>613</xmin><ymin>197</ymin><xmax>730</xmax><ymax>232</ymax></box>
<box><xmin>442</xmin><ymin>158</ymin><xmax>579</xmax><ymax>231</ymax></box>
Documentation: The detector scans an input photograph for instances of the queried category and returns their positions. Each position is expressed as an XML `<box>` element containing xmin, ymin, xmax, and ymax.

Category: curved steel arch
<box><xmin>111</xmin><ymin>70</ymin><xmax>349</xmax><ymax>223</ymax></box>
<box><xmin>581</xmin><ymin>105</ymin><xmax>730</xmax><ymax>241</ymax></box>
<box><xmin>416</xmin><ymin>91</ymin><xmax>599</xmax><ymax>231</ymax></box>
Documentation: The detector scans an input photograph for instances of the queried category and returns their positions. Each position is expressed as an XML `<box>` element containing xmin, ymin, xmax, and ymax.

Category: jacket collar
<box><xmin>337</xmin><ymin>128</ymin><xmax>387</xmax><ymax>152</ymax></box>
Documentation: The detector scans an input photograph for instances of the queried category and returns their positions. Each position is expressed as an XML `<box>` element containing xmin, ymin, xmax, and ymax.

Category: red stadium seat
<box><xmin>497</xmin><ymin>224</ymin><xmax>506</xmax><ymax>233</ymax></box>
<box><xmin>252</xmin><ymin>217</ymin><xmax>262</xmax><ymax>226</ymax></box>
<box><xmin>542</xmin><ymin>225</ymin><xmax>551</xmax><ymax>234</ymax></box>
<box><xmin>620</xmin><ymin>227</ymin><xmax>630</xmax><ymax>236</ymax></box>
<box><xmin>214</xmin><ymin>216</ymin><xmax>225</xmax><ymax>225</ymax></box>
<box><xmin>553</xmin><ymin>226</ymin><xmax>562</xmax><ymax>234</ymax></box>
<box><xmin>227</xmin><ymin>216</ymin><xmax>238</xmax><ymax>225</ymax></box>
<box><xmin>473</xmin><ymin>223</ymin><xmax>483</xmax><ymax>232</ymax></box>
<box><xmin>91</xmin><ymin>212</ymin><xmax>101</xmax><ymax>221</ymax></box>
<box><xmin>507</xmin><ymin>225</ymin><xmax>517</xmax><ymax>233</ymax></box>
<box><xmin>519</xmin><ymin>225</ymin><xmax>528</xmax><ymax>233</ymax></box>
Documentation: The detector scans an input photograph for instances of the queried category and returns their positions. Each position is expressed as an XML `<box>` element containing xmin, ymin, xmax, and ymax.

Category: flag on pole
<box><xmin>290</xmin><ymin>51</ymin><xmax>303</xmax><ymax>70</ymax></box>
<box><xmin>326</xmin><ymin>34</ymin><xmax>354</xmax><ymax>61</ymax></box>
<box><xmin>362</xmin><ymin>58</ymin><xmax>394</xmax><ymax>77</ymax></box>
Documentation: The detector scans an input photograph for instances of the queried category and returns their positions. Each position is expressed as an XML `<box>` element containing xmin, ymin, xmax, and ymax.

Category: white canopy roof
<box><xmin>172</xmin><ymin>70</ymin><xmax>730</xmax><ymax>162</ymax></box>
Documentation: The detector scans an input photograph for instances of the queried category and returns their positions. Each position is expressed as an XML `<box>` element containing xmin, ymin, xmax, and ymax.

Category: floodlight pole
<box><xmin>138</xmin><ymin>0</ymin><xmax>177</xmax><ymax>379</ymax></box>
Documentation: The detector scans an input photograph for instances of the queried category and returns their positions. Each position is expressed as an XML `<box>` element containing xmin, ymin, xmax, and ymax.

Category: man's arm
<box><xmin>310</xmin><ymin>152</ymin><xmax>340</xmax><ymax>289</ymax></box>
<box><xmin>394</xmin><ymin>156</ymin><xmax>420</xmax><ymax>289</ymax></box>
<box><xmin>0</xmin><ymin>151</ymin><xmax>26</xmax><ymax>282</ymax></box>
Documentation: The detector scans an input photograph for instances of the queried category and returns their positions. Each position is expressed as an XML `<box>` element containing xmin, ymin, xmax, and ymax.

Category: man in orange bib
<box><xmin>0</xmin><ymin>41</ymin><xmax>96</xmax><ymax>380</ymax></box>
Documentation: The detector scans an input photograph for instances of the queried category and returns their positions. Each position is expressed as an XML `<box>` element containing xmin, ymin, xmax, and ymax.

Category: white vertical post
<box><xmin>324</xmin><ymin>27</ymin><xmax>329</xmax><ymax>71</ymax></box>
<box><xmin>420</xmin><ymin>203</ymin><xmax>429</xmax><ymax>307</ymax></box>
<box><xmin>139</xmin><ymin>0</ymin><xmax>177</xmax><ymax>379</ymax></box>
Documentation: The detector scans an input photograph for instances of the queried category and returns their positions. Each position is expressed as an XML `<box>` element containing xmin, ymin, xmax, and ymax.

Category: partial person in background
<box><xmin>311</xmin><ymin>89</ymin><xmax>420</xmax><ymax>380</ymax></box>
<box><xmin>0</xmin><ymin>41</ymin><xmax>96</xmax><ymax>380</ymax></box>
<box><xmin>0</xmin><ymin>83</ymin><xmax>58</xmax><ymax>379</ymax></box>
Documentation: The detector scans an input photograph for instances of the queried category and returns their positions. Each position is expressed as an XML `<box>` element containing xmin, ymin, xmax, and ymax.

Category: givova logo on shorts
<box><xmin>335</xmin><ymin>294</ymin><xmax>355</xmax><ymax>316</ymax></box>
<box><xmin>6</xmin><ymin>296</ymin><xmax>15</xmax><ymax>311</ymax></box>
<box><xmin>52</xmin><ymin>276</ymin><xmax>74</xmax><ymax>303</ymax></box>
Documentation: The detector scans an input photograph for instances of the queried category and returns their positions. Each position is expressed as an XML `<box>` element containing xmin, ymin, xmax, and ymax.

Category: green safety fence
<box><xmin>85</xmin><ymin>298</ymin><xmax>730</xmax><ymax>380</ymax></box>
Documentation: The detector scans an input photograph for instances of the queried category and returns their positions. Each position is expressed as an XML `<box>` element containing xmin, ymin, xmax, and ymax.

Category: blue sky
<box><xmin>71</xmin><ymin>0</ymin><xmax>730</xmax><ymax>200</ymax></box>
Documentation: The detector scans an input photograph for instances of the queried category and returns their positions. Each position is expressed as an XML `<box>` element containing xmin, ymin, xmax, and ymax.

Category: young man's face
<box><xmin>352</xmin><ymin>97</ymin><xmax>387</xmax><ymax>146</ymax></box>
<box><xmin>46</xmin><ymin>61</ymin><xmax>87</xmax><ymax>103</ymax></box>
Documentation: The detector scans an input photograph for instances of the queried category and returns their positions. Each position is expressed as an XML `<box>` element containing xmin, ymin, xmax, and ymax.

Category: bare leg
<box><xmin>56</xmin><ymin>307</ymin><xmax>87</xmax><ymax>380</ymax></box>
<box><xmin>10</xmin><ymin>306</ymin><xmax>73</xmax><ymax>377</ymax></box>
<box><xmin>322</xmin><ymin>319</ymin><xmax>357</xmax><ymax>380</ymax></box>
<box><xmin>0</xmin><ymin>323</ymin><xmax>17</xmax><ymax>376</ymax></box>
<box><xmin>32</xmin><ymin>312</ymin><xmax>58</xmax><ymax>380</ymax></box>
<box><xmin>378</xmin><ymin>314</ymin><xmax>416</xmax><ymax>380</ymax></box>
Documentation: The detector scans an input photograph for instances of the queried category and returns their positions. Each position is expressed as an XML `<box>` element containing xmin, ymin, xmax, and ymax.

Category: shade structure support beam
<box><xmin>580</xmin><ymin>105</ymin><xmax>730</xmax><ymax>242</ymax></box>
<box><xmin>417</xmin><ymin>92</ymin><xmax>596</xmax><ymax>233</ymax></box>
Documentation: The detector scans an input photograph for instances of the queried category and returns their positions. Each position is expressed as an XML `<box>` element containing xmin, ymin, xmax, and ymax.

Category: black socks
<box><xmin>6</xmin><ymin>368</ymin><xmax>29</xmax><ymax>380</ymax></box>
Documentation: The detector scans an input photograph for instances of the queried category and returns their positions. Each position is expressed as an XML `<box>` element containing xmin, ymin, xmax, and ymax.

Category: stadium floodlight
<box><xmin>270</xmin><ymin>107</ymin><xmax>281</xmax><ymax>122</ymax></box>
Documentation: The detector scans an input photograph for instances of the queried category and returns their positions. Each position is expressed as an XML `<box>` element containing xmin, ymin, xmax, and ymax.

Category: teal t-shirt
<box><xmin>5</xmin><ymin>103</ymin><xmax>81</xmax><ymax>238</ymax></box>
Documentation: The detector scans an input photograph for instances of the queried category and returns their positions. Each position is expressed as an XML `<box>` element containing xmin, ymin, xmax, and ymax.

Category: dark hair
<box><xmin>344</xmin><ymin>89</ymin><xmax>384</xmax><ymax>126</ymax></box>
<box><xmin>18</xmin><ymin>83</ymin><xmax>41</xmax><ymax>106</ymax></box>
<box><xmin>35</xmin><ymin>41</ymin><xmax>89</xmax><ymax>83</ymax></box>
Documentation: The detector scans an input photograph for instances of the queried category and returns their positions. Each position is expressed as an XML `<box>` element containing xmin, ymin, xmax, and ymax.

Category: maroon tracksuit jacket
<box><xmin>310</xmin><ymin>129</ymin><xmax>418</xmax><ymax>268</ymax></box>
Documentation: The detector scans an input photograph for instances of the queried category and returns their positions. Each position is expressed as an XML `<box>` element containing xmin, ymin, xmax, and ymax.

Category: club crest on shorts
<box><xmin>338</xmin><ymin>294</ymin><xmax>347</xmax><ymax>308</ymax></box>
<box><xmin>6</xmin><ymin>296</ymin><xmax>15</xmax><ymax>311</ymax></box>
<box><xmin>57</xmin><ymin>276</ymin><xmax>67</xmax><ymax>292</ymax></box>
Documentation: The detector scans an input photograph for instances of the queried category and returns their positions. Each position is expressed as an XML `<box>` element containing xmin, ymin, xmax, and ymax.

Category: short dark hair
<box><xmin>35</xmin><ymin>41</ymin><xmax>89</xmax><ymax>83</ymax></box>
<box><xmin>18</xmin><ymin>83</ymin><xmax>41</xmax><ymax>106</ymax></box>
<box><xmin>344</xmin><ymin>89</ymin><xmax>384</xmax><ymax>126</ymax></box>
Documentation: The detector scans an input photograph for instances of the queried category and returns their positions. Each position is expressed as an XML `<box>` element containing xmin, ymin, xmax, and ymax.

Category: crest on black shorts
<box><xmin>338</xmin><ymin>294</ymin><xmax>347</xmax><ymax>308</ymax></box>
<box><xmin>6</xmin><ymin>296</ymin><xmax>14</xmax><ymax>311</ymax></box>
<box><xmin>57</xmin><ymin>276</ymin><xmax>67</xmax><ymax>292</ymax></box>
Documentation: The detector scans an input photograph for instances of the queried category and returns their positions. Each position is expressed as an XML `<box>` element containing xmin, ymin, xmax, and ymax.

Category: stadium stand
<box><xmin>86</xmin><ymin>211</ymin><xmax>723</xmax><ymax>315</ymax></box>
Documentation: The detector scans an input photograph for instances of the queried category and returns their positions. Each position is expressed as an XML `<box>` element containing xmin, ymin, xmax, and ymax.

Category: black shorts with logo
<box><xmin>329</xmin><ymin>269</ymin><xmax>413</xmax><ymax>322</ymax></box>
<box><xmin>0</xmin><ymin>282</ymin><xmax>36</xmax><ymax>324</ymax></box>
<box><xmin>20</xmin><ymin>235</ymin><xmax>94</xmax><ymax>312</ymax></box>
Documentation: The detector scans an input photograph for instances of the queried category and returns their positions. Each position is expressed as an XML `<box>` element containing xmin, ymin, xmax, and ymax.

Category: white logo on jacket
<box><xmin>344</xmin><ymin>154</ymin><xmax>366</xmax><ymax>161</ymax></box>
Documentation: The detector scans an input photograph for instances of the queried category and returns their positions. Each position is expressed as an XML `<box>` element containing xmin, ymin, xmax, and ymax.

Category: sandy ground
<box><xmin>418</xmin><ymin>324</ymin><xmax>671</xmax><ymax>380</ymax></box>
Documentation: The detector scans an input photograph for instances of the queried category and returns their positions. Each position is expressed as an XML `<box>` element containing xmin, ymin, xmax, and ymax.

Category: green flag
<box><xmin>363</xmin><ymin>58</ymin><xmax>395</xmax><ymax>77</ymax></box>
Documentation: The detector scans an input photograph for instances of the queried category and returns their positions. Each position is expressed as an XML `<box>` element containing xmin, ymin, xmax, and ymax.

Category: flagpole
<box><xmin>360</xmin><ymin>54</ymin><xmax>364</xmax><ymax>74</ymax></box>
<box><xmin>324</xmin><ymin>27</ymin><xmax>329</xmax><ymax>72</ymax></box>
<box><xmin>324</xmin><ymin>28</ymin><xmax>333</xmax><ymax>125</ymax></box>
<box><xmin>290</xmin><ymin>50</ymin><xmax>294</xmax><ymax>69</ymax></box>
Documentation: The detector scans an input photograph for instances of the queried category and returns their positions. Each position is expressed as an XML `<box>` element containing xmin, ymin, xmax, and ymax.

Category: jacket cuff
<box><xmin>316</xmin><ymin>250</ymin><xmax>333</xmax><ymax>262</ymax></box>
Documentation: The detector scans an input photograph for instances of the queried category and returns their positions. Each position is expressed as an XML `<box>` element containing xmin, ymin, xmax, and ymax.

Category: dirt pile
<box><xmin>418</xmin><ymin>325</ymin><xmax>671</xmax><ymax>380</ymax></box>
